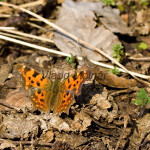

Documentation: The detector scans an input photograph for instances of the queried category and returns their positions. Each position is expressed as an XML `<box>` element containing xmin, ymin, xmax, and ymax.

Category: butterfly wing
<box><xmin>53</xmin><ymin>91</ymin><xmax>75</xmax><ymax>114</ymax></box>
<box><xmin>53</xmin><ymin>70</ymin><xmax>91</xmax><ymax>114</ymax></box>
<box><xmin>62</xmin><ymin>70</ymin><xmax>91</xmax><ymax>96</ymax></box>
<box><xmin>29</xmin><ymin>88</ymin><xmax>51</xmax><ymax>113</ymax></box>
<box><xmin>16</xmin><ymin>64</ymin><xmax>51</xmax><ymax>90</ymax></box>
<box><xmin>16</xmin><ymin>64</ymin><xmax>52</xmax><ymax>112</ymax></box>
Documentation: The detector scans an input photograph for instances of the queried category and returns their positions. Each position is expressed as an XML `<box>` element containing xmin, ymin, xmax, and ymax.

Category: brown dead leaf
<box><xmin>55</xmin><ymin>132</ymin><xmax>88</xmax><ymax>149</ymax></box>
<box><xmin>47</xmin><ymin>115</ymin><xmax>71</xmax><ymax>131</ymax></box>
<box><xmin>0</xmin><ymin>139</ymin><xmax>16</xmax><ymax>149</ymax></box>
<box><xmin>39</xmin><ymin>130</ymin><xmax>54</xmax><ymax>143</ymax></box>
<box><xmin>54</xmin><ymin>0</ymin><xmax>120</xmax><ymax>61</ymax></box>
<box><xmin>71</xmin><ymin>110</ymin><xmax>92</xmax><ymax>132</ymax></box>
<box><xmin>90</xmin><ymin>93</ymin><xmax>111</xmax><ymax>109</ymax></box>
<box><xmin>135</xmin><ymin>9</ymin><xmax>150</xmax><ymax>35</ymax></box>
<box><xmin>95</xmin><ymin>70</ymin><xmax>137</xmax><ymax>88</ymax></box>
<box><xmin>130</xmin><ymin>113</ymin><xmax>150</xmax><ymax>147</ymax></box>
<box><xmin>0</xmin><ymin>63</ymin><xmax>12</xmax><ymax>86</ymax></box>
<box><xmin>96</xmin><ymin>4</ymin><xmax>132</xmax><ymax>35</ymax></box>
<box><xmin>5</xmin><ymin>89</ymin><xmax>33</xmax><ymax>111</ymax></box>
<box><xmin>82</xmin><ymin>58</ymin><xmax>138</xmax><ymax>88</ymax></box>
<box><xmin>87</xmin><ymin>88</ymin><xmax>118</xmax><ymax>122</ymax></box>
<box><xmin>0</xmin><ymin>113</ymin><xmax>39</xmax><ymax>139</ymax></box>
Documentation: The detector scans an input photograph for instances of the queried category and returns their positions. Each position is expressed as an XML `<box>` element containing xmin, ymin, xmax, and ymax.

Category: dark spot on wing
<box><xmin>66</xmin><ymin>92</ymin><xmax>69</xmax><ymax>96</ymax></box>
<box><xmin>24</xmin><ymin>67</ymin><xmax>31</xmax><ymax>74</ymax></box>
<box><xmin>37</xmin><ymin>91</ymin><xmax>41</xmax><ymax>94</ymax></box>
<box><xmin>76</xmin><ymin>81</ymin><xmax>79</xmax><ymax>84</ymax></box>
<box><xmin>72</xmin><ymin>74</ymin><xmax>78</xmax><ymax>80</ymax></box>
<box><xmin>73</xmin><ymin>84</ymin><xmax>76</xmax><ymax>87</ymax></box>
<box><xmin>41</xmin><ymin>93</ymin><xmax>44</xmax><ymax>96</ymax></box>
<box><xmin>28</xmin><ymin>77</ymin><xmax>31</xmax><ymax>80</ymax></box>
<box><xmin>62</xmin><ymin>100</ymin><xmax>65</xmax><ymax>103</ymax></box>
<box><xmin>68</xmin><ymin>84</ymin><xmax>71</xmax><ymax>89</ymax></box>
<box><xmin>32</xmin><ymin>71</ymin><xmax>39</xmax><ymax>78</ymax></box>
<box><xmin>31</xmin><ymin>80</ymin><xmax>34</xmax><ymax>83</ymax></box>
<box><xmin>64</xmin><ymin>95</ymin><xmax>66</xmax><ymax>98</ymax></box>
<box><xmin>40</xmin><ymin>99</ymin><xmax>44</xmax><ymax>102</ymax></box>
<box><xmin>37</xmin><ymin>82</ymin><xmax>40</xmax><ymax>87</ymax></box>
<box><xmin>79</xmin><ymin>71</ymin><xmax>84</xmax><ymax>77</ymax></box>
<box><xmin>40</xmin><ymin>76</ymin><xmax>45</xmax><ymax>81</ymax></box>
<box><xmin>68</xmin><ymin>79</ymin><xmax>70</xmax><ymax>83</ymax></box>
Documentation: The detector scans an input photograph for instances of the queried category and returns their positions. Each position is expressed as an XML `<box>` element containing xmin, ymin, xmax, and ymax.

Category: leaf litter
<box><xmin>0</xmin><ymin>0</ymin><xmax>150</xmax><ymax>149</ymax></box>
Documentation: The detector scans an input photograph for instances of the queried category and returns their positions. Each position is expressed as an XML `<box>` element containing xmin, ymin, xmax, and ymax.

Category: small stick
<box><xmin>0</xmin><ymin>0</ymin><xmax>44</xmax><ymax>13</ymax></box>
<box><xmin>0</xmin><ymin>29</ymin><xmax>54</xmax><ymax>43</ymax></box>
<box><xmin>0</xmin><ymin>31</ymin><xmax>29</xmax><ymax>41</ymax></box>
<box><xmin>129</xmin><ymin>57</ymin><xmax>150</xmax><ymax>61</ymax></box>
<box><xmin>19</xmin><ymin>0</ymin><xmax>44</xmax><ymax>8</ymax></box>
<box><xmin>0</xmin><ymin>139</ymin><xmax>53</xmax><ymax>147</ymax></box>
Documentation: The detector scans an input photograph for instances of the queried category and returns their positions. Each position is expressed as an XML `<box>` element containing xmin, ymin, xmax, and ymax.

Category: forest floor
<box><xmin>0</xmin><ymin>0</ymin><xmax>150</xmax><ymax>150</ymax></box>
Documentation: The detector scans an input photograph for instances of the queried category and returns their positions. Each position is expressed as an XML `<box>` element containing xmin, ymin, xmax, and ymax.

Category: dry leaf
<box><xmin>88</xmin><ymin>88</ymin><xmax>118</xmax><ymax>122</ymax></box>
<box><xmin>39</xmin><ymin>130</ymin><xmax>54</xmax><ymax>143</ymax></box>
<box><xmin>71</xmin><ymin>110</ymin><xmax>92</xmax><ymax>132</ymax></box>
<box><xmin>48</xmin><ymin>115</ymin><xmax>71</xmax><ymax>131</ymax></box>
<box><xmin>0</xmin><ymin>64</ymin><xmax>12</xmax><ymax>86</ymax></box>
<box><xmin>130</xmin><ymin>113</ymin><xmax>150</xmax><ymax>146</ymax></box>
<box><xmin>82</xmin><ymin>58</ymin><xmax>137</xmax><ymax>88</ymax></box>
<box><xmin>54</xmin><ymin>0</ymin><xmax>121</xmax><ymax>61</ymax></box>
<box><xmin>5</xmin><ymin>89</ymin><xmax>33</xmax><ymax>111</ymax></box>
<box><xmin>55</xmin><ymin>132</ymin><xmax>88</xmax><ymax>148</ymax></box>
<box><xmin>0</xmin><ymin>113</ymin><xmax>39</xmax><ymax>139</ymax></box>
<box><xmin>0</xmin><ymin>139</ymin><xmax>16</xmax><ymax>149</ymax></box>
<box><xmin>95</xmin><ymin>3</ymin><xmax>132</xmax><ymax>35</ymax></box>
<box><xmin>135</xmin><ymin>10</ymin><xmax>150</xmax><ymax>35</ymax></box>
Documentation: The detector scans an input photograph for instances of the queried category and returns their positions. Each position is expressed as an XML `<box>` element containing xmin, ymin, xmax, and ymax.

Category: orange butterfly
<box><xmin>16</xmin><ymin>64</ymin><xmax>91</xmax><ymax>114</ymax></box>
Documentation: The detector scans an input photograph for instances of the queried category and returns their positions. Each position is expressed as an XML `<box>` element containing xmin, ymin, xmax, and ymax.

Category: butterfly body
<box><xmin>16</xmin><ymin>64</ymin><xmax>90</xmax><ymax>114</ymax></box>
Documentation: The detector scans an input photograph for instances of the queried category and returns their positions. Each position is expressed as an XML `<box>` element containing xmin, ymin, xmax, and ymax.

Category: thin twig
<box><xmin>27</xmin><ymin>22</ymin><xmax>48</xmax><ymax>31</ymax></box>
<box><xmin>0</xmin><ymin>29</ymin><xmax>54</xmax><ymax>43</ymax></box>
<box><xmin>109</xmin><ymin>88</ymin><xmax>138</xmax><ymax>97</ymax></box>
<box><xmin>0</xmin><ymin>0</ymin><xmax>44</xmax><ymax>13</ymax></box>
<box><xmin>0</xmin><ymin>14</ymin><xmax>10</xmax><ymax>18</ymax></box>
<box><xmin>0</xmin><ymin>139</ymin><xmax>53</xmax><ymax>147</ymax></box>
<box><xmin>19</xmin><ymin>0</ymin><xmax>44</xmax><ymax>8</ymax></box>
<box><xmin>0</xmin><ymin>31</ymin><xmax>29</xmax><ymax>41</ymax></box>
<box><xmin>129</xmin><ymin>57</ymin><xmax>150</xmax><ymax>61</ymax></box>
<box><xmin>0</xmin><ymin>27</ymin><xmax>15</xmax><ymax>30</ymax></box>
<box><xmin>0</xmin><ymin>34</ymin><xmax>71</xmax><ymax>57</ymax></box>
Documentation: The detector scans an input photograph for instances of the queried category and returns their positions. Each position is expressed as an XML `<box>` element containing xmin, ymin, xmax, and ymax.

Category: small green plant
<box><xmin>139</xmin><ymin>0</ymin><xmax>150</xmax><ymax>6</ymax></box>
<box><xmin>112</xmin><ymin>42</ymin><xmax>124</xmax><ymax>62</ymax></box>
<box><xmin>132</xmin><ymin>88</ymin><xmax>150</xmax><ymax>107</ymax></box>
<box><xmin>101</xmin><ymin>0</ymin><xmax>116</xmax><ymax>6</ymax></box>
<box><xmin>110</xmin><ymin>66</ymin><xmax>120</xmax><ymax>75</ymax></box>
<box><xmin>129</xmin><ymin>1</ymin><xmax>135</xmax><ymax>6</ymax></box>
<box><xmin>66</xmin><ymin>54</ymin><xmax>77</xmax><ymax>68</ymax></box>
<box><xmin>118</xmin><ymin>4</ymin><xmax>124</xmax><ymax>12</ymax></box>
<box><xmin>137</xmin><ymin>42</ymin><xmax>148</xmax><ymax>50</ymax></box>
